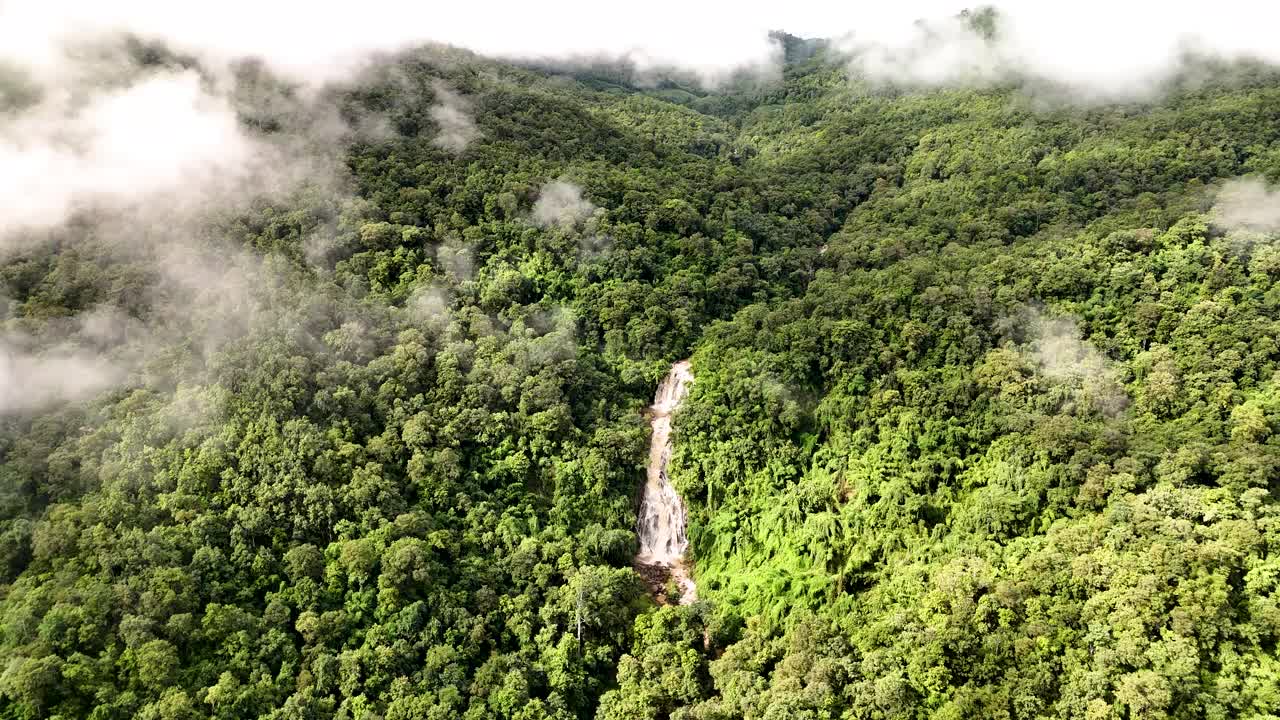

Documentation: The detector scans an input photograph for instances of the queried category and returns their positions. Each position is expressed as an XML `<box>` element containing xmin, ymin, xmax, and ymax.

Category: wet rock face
<box><xmin>636</xmin><ymin>360</ymin><xmax>696</xmax><ymax>604</ymax></box>
<box><xmin>632</xmin><ymin>561</ymin><xmax>680</xmax><ymax>605</ymax></box>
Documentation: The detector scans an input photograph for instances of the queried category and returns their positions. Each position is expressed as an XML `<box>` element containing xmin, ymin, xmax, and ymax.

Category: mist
<box><xmin>0</xmin><ymin>12</ymin><xmax>378</xmax><ymax>415</ymax></box>
<box><xmin>429</xmin><ymin>79</ymin><xmax>480</xmax><ymax>154</ymax></box>
<box><xmin>1213</xmin><ymin>178</ymin><xmax>1280</xmax><ymax>233</ymax></box>
<box><xmin>0</xmin><ymin>70</ymin><xmax>260</xmax><ymax>246</ymax></box>
<box><xmin>1029</xmin><ymin>311</ymin><xmax>1128</xmax><ymax>417</ymax></box>
<box><xmin>0</xmin><ymin>340</ymin><xmax>122</xmax><ymax>413</ymax></box>
<box><xmin>532</xmin><ymin>180</ymin><xmax>597</xmax><ymax>229</ymax></box>
<box><xmin>8</xmin><ymin>1</ymin><xmax>1280</xmax><ymax>96</ymax></box>
<box><xmin>0</xmin><ymin>305</ymin><xmax>139</xmax><ymax>413</ymax></box>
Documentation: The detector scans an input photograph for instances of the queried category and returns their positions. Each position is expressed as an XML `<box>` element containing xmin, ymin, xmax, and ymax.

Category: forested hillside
<box><xmin>3</xmin><ymin>26</ymin><xmax>1280</xmax><ymax>720</ymax></box>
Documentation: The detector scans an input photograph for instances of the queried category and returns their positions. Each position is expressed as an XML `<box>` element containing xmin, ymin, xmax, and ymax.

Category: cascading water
<box><xmin>635</xmin><ymin>359</ymin><xmax>696</xmax><ymax>603</ymax></box>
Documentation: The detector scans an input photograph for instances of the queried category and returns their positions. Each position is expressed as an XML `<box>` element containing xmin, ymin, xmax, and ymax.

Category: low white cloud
<box><xmin>429</xmin><ymin>79</ymin><xmax>480</xmax><ymax>154</ymax></box>
<box><xmin>840</xmin><ymin>3</ymin><xmax>1280</xmax><ymax>100</ymax></box>
<box><xmin>0</xmin><ymin>0</ymin><xmax>786</xmax><ymax>87</ymax></box>
<box><xmin>1033</xmin><ymin>315</ymin><xmax>1110</xmax><ymax>382</ymax></box>
<box><xmin>436</xmin><ymin>238</ymin><xmax>477</xmax><ymax>281</ymax></box>
<box><xmin>405</xmin><ymin>285</ymin><xmax>453</xmax><ymax>334</ymax></box>
<box><xmin>851</xmin><ymin>12</ymin><xmax>1011</xmax><ymax>89</ymax></box>
<box><xmin>0</xmin><ymin>306</ymin><xmax>143</xmax><ymax>414</ymax></box>
<box><xmin>532</xmin><ymin>180</ymin><xmax>596</xmax><ymax>229</ymax></box>
<box><xmin>7</xmin><ymin>1</ymin><xmax>1280</xmax><ymax>98</ymax></box>
<box><xmin>1030</xmin><ymin>311</ymin><xmax>1128</xmax><ymax>416</ymax></box>
<box><xmin>0</xmin><ymin>341</ymin><xmax>122</xmax><ymax>413</ymax></box>
<box><xmin>0</xmin><ymin>71</ymin><xmax>260</xmax><ymax>243</ymax></box>
<box><xmin>1212</xmin><ymin>177</ymin><xmax>1280</xmax><ymax>233</ymax></box>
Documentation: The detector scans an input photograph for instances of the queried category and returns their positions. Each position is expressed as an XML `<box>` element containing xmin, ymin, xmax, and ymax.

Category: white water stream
<box><xmin>636</xmin><ymin>359</ymin><xmax>696</xmax><ymax>603</ymax></box>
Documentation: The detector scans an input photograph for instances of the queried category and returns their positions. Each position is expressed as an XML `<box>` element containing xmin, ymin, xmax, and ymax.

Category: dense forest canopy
<box><xmin>3</xmin><ymin>8</ymin><xmax>1280</xmax><ymax>720</ymax></box>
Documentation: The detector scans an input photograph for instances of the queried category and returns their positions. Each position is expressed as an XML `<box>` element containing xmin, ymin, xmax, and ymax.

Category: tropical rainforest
<box><xmin>4</xmin><ymin>17</ymin><xmax>1280</xmax><ymax>720</ymax></box>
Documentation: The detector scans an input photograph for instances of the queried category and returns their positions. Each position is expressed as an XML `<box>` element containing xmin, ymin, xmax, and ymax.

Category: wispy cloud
<box><xmin>0</xmin><ymin>70</ymin><xmax>261</xmax><ymax>244</ymax></box>
<box><xmin>429</xmin><ymin>79</ymin><xmax>480</xmax><ymax>154</ymax></box>
<box><xmin>1029</xmin><ymin>311</ymin><xmax>1128</xmax><ymax>417</ymax></box>
<box><xmin>8</xmin><ymin>1</ymin><xmax>1280</xmax><ymax>97</ymax></box>
<box><xmin>532</xmin><ymin>180</ymin><xmax>596</xmax><ymax>229</ymax></box>
<box><xmin>1212</xmin><ymin>177</ymin><xmax>1280</xmax><ymax>233</ymax></box>
<box><xmin>0</xmin><ymin>305</ymin><xmax>139</xmax><ymax>414</ymax></box>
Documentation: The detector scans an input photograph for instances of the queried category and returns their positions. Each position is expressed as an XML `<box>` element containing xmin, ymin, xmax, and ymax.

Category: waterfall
<box><xmin>636</xmin><ymin>359</ymin><xmax>696</xmax><ymax>603</ymax></box>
